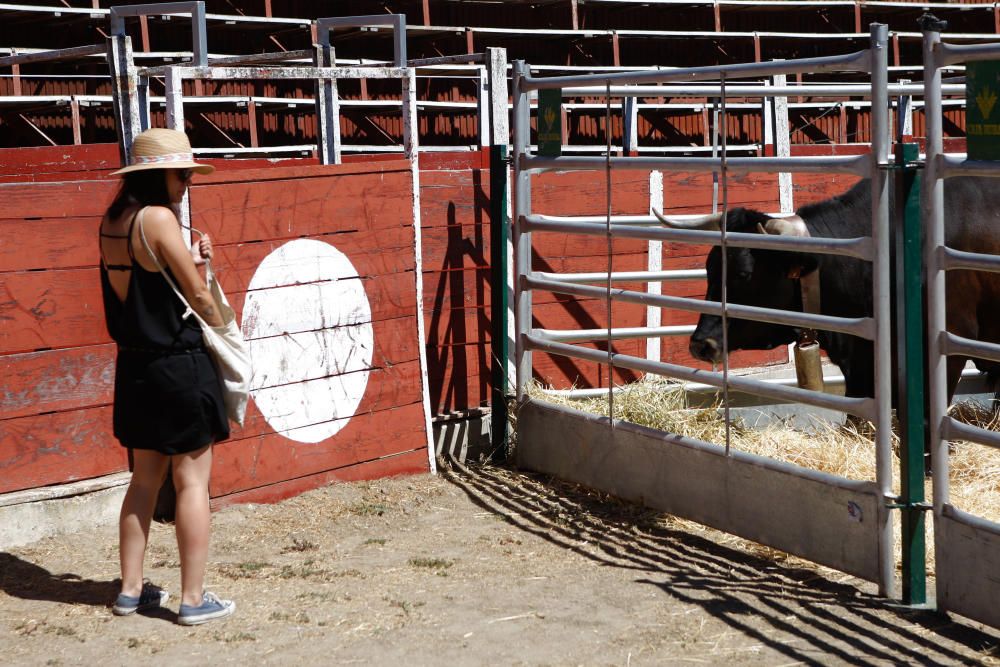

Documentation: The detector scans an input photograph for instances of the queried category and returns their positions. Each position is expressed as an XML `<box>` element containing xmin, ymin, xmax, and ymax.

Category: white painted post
<box><xmin>403</xmin><ymin>68</ymin><xmax>435</xmax><ymax>473</ymax></box>
<box><xmin>647</xmin><ymin>171</ymin><xmax>663</xmax><ymax>364</ymax></box>
<box><xmin>106</xmin><ymin>34</ymin><xmax>142</xmax><ymax>167</ymax></box>
<box><xmin>165</xmin><ymin>66</ymin><xmax>192</xmax><ymax>245</ymax></box>
<box><xmin>773</xmin><ymin>73</ymin><xmax>793</xmax><ymax>214</ymax></box>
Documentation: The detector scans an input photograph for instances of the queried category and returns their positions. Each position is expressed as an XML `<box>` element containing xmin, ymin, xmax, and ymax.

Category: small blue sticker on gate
<box><xmin>847</xmin><ymin>501</ymin><xmax>863</xmax><ymax>523</ymax></box>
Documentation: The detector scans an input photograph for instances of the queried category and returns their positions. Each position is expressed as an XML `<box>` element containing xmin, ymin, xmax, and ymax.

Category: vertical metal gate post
<box><xmin>106</xmin><ymin>34</ymin><xmax>142</xmax><ymax>166</ymax></box>
<box><xmin>313</xmin><ymin>21</ymin><xmax>341</xmax><ymax>165</ymax></box>
<box><xmin>869</xmin><ymin>22</ymin><xmax>897</xmax><ymax>600</ymax></box>
<box><xmin>512</xmin><ymin>60</ymin><xmax>533</xmax><ymax>400</ymax></box>
<box><xmin>920</xmin><ymin>26</ymin><xmax>950</xmax><ymax>518</ymax></box>
<box><xmin>487</xmin><ymin>48</ymin><xmax>512</xmax><ymax>460</ymax></box>
<box><xmin>164</xmin><ymin>66</ymin><xmax>192</xmax><ymax>240</ymax></box>
<box><xmin>892</xmin><ymin>141</ymin><xmax>928</xmax><ymax>605</ymax></box>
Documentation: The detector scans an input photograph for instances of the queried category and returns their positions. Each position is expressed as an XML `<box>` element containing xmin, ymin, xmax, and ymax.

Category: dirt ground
<box><xmin>2</xmin><ymin>462</ymin><xmax>999</xmax><ymax>666</ymax></box>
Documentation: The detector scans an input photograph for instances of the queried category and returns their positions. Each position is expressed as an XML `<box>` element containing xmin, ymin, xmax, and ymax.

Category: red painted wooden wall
<box><xmin>0</xmin><ymin>155</ymin><xmax>430</xmax><ymax>504</ymax></box>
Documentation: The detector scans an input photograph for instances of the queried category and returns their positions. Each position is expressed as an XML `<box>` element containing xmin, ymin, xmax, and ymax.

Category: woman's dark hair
<box><xmin>105</xmin><ymin>169</ymin><xmax>173</xmax><ymax>220</ymax></box>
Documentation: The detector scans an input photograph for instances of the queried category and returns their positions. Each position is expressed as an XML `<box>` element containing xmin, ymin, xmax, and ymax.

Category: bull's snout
<box><xmin>689</xmin><ymin>336</ymin><xmax>722</xmax><ymax>364</ymax></box>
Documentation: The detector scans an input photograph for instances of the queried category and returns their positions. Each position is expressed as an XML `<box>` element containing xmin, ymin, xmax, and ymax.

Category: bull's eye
<box><xmin>736</xmin><ymin>270</ymin><xmax>752</xmax><ymax>282</ymax></box>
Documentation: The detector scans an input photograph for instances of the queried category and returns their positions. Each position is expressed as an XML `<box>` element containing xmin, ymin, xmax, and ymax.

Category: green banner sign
<box><xmin>967</xmin><ymin>61</ymin><xmax>1000</xmax><ymax>161</ymax></box>
<box><xmin>537</xmin><ymin>88</ymin><xmax>562</xmax><ymax>157</ymax></box>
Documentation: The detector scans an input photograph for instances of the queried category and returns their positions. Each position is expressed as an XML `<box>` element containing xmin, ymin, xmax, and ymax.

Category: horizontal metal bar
<box><xmin>560</xmin><ymin>83</ymin><xmax>964</xmax><ymax>98</ymax></box>
<box><xmin>522</xmin><ymin>154</ymin><xmax>871</xmax><ymax>177</ymax></box>
<box><xmin>525</xmin><ymin>334</ymin><xmax>875</xmax><ymax>420</ymax></box>
<box><xmin>140</xmin><ymin>49</ymin><xmax>315</xmax><ymax>76</ymax></box>
<box><xmin>938</xmin><ymin>154</ymin><xmax>1000</xmax><ymax>178</ymax></box>
<box><xmin>533</xmin><ymin>269</ymin><xmax>705</xmax><ymax>283</ymax></box>
<box><xmin>534</xmin><ymin>325</ymin><xmax>695</xmax><ymax>343</ymax></box>
<box><xmin>941</xmin><ymin>247</ymin><xmax>1000</xmax><ymax>274</ymax></box>
<box><xmin>525</xmin><ymin>275</ymin><xmax>876</xmax><ymax>340</ymax></box>
<box><xmin>543</xmin><ymin>366</ymin><xmax>990</xmax><ymax>401</ymax></box>
<box><xmin>523</xmin><ymin>216</ymin><xmax>875</xmax><ymax>261</ymax></box>
<box><xmin>0</xmin><ymin>44</ymin><xmax>105</xmax><ymax>68</ymax></box>
<box><xmin>942</xmin><ymin>332</ymin><xmax>1000</xmax><ymax>366</ymax></box>
<box><xmin>147</xmin><ymin>66</ymin><xmax>410</xmax><ymax>81</ymax></box>
<box><xmin>408</xmin><ymin>53</ymin><xmax>485</xmax><ymax>67</ymax></box>
<box><xmin>940</xmin><ymin>41</ymin><xmax>1000</xmax><ymax>67</ymax></box>
<box><xmin>942</xmin><ymin>417</ymin><xmax>1000</xmax><ymax>452</ymax></box>
<box><xmin>520</xmin><ymin>50</ymin><xmax>870</xmax><ymax>90</ymax></box>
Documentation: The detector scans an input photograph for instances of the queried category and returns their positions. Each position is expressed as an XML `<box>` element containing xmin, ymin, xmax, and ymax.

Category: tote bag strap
<box><xmin>136</xmin><ymin>206</ymin><xmax>217</xmax><ymax>329</ymax></box>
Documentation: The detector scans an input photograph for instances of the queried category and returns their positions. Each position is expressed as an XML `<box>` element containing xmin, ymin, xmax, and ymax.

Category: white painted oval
<box><xmin>241</xmin><ymin>239</ymin><xmax>373</xmax><ymax>443</ymax></box>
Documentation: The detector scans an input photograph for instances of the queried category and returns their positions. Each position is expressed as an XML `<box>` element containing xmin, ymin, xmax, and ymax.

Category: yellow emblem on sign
<box><xmin>976</xmin><ymin>87</ymin><xmax>998</xmax><ymax>120</ymax></box>
<box><xmin>543</xmin><ymin>106</ymin><xmax>557</xmax><ymax>131</ymax></box>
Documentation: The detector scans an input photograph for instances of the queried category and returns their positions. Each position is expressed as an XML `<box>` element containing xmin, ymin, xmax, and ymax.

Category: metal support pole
<box><xmin>313</xmin><ymin>43</ymin><xmax>341</xmax><ymax>164</ymax></box>
<box><xmin>893</xmin><ymin>141</ymin><xmax>927</xmax><ymax>606</ymax></box>
<box><xmin>402</xmin><ymin>69</ymin><xmax>418</xmax><ymax>161</ymax></box>
<box><xmin>512</xmin><ymin>61</ymin><xmax>533</xmax><ymax>400</ymax></box>
<box><xmin>622</xmin><ymin>96</ymin><xmax>637</xmax><ymax>156</ymax></box>
<box><xmin>164</xmin><ymin>66</ymin><xmax>192</xmax><ymax>244</ymax></box>
<box><xmin>487</xmin><ymin>48</ymin><xmax>511</xmax><ymax>460</ymax></box>
<box><xmin>869</xmin><ymin>22</ymin><xmax>897</xmax><ymax>600</ymax></box>
<box><xmin>107</xmin><ymin>34</ymin><xmax>142</xmax><ymax>167</ymax></box>
<box><xmin>921</xmin><ymin>25</ymin><xmax>950</xmax><ymax>514</ymax></box>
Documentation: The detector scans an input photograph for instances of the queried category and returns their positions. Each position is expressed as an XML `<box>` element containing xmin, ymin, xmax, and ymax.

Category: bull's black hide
<box><xmin>688</xmin><ymin>176</ymin><xmax>1000</xmax><ymax>404</ymax></box>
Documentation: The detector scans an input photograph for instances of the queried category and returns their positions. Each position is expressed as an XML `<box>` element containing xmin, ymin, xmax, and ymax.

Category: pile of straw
<box><xmin>527</xmin><ymin>376</ymin><xmax>1000</xmax><ymax>573</ymax></box>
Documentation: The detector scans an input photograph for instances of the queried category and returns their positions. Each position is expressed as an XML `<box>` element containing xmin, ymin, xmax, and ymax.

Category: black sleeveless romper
<box><xmin>100</xmin><ymin>210</ymin><xmax>230</xmax><ymax>454</ymax></box>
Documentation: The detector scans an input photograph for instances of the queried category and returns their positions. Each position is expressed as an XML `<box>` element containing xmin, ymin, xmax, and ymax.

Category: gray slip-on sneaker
<box><xmin>177</xmin><ymin>591</ymin><xmax>236</xmax><ymax>626</ymax></box>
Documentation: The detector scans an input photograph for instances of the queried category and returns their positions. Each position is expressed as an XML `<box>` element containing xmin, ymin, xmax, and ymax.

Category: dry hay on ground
<box><xmin>525</xmin><ymin>377</ymin><xmax>1000</xmax><ymax>574</ymax></box>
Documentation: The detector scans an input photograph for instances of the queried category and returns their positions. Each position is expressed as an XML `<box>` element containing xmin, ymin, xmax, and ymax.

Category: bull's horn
<box><xmin>759</xmin><ymin>214</ymin><xmax>809</xmax><ymax>238</ymax></box>
<box><xmin>652</xmin><ymin>208</ymin><xmax>723</xmax><ymax>230</ymax></box>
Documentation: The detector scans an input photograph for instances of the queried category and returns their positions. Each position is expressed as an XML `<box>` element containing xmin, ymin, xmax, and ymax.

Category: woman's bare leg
<box><xmin>119</xmin><ymin>449</ymin><xmax>170</xmax><ymax>596</ymax></box>
<box><xmin>172</xmin><ymin>444</ymin><xmax>213</xmax><ymax>607</ymax></box>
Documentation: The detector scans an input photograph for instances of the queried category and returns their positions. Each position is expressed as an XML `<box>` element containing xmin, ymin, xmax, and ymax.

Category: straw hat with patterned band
<box><xmin>111</xmin><ymin>128</ymin><xmax>215</xmax><ymax>176</ymax></box>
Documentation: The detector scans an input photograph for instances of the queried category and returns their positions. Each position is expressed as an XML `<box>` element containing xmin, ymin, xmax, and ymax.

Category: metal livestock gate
<box><xmin>513</xmin><ymin>24</ymin><xmax>899</xmax><ymax>597</ymax></box>
<box><xmin>922</xmin><ymin>24</ymin><xmax>1000</xmax><ymax>630</ymax></box>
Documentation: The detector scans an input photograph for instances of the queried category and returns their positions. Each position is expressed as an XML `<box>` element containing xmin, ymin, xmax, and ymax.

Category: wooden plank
<box><xmin>230</xmin><ymin>358</ymin><xmax>423</xmax><ymax>442</ymax></box>
<box><xmin>220</xmin><ymin>230</ymin><xmax>417</xmax><ymax>290</ymax></box>
<box><xmin>210</xmin><ymin>448</ymin><xmax>428</xmax><ymax>509</ymax></box>
<box><xmin>211</xmin><ymin>401</ymin><xmax>426</xmax><ymax>496</ymax></box>
<box><xmin>0</xmin><ymin>267</ymin><xmax>417</xmax><ymax>355</ymax></box>
<box><xmin>422</xmin><ymin>267</ymin><xmax>492</xmax><ymax>311</ymax></box>
<box><xmin>517</xmin><ymin>399</ymin><xmax>886</xmax><ymax>584</ymax></box>
<box><xmin>0</xmin><ymin>268</ymin><xmax>106</xmax><ymax>354</ymax></box>
<box><xmin>193</xmin><ymin>159</ymin><xmax>411</xmax><ymax>186</ymax></box>
<box><xmin>189</xmin><ymin>169</ymin><xmax>416</xmax><ymax>244</ymax></box>
<box><xmin>424</xmin><ymin>306</ymin><xmax>491</xmax><ymax>349</ymax></box>
<box><xmin>0</xmin><ymin>143</ymin><xmax>120</xmax><ymax>179</ymax></box>
<box><xmin>0</xmin><ymin>345</ymin><xmax>115</xmax><ymax>420</ymax></box>
<box><xmin>0</xmin><ymin>180</ymin><xmax>117</xmax><ymax>219</ymax></box>
<box><xmin>0</xmin><ymin>217</ymin><xmax>102</xmax><ymax>272</ymax></box>
<box><xmin>0</xmin><ymin>406</ymin><xmax>127</xmax><ymax>495</ymax></box>
<box><xmin>427</xmin><ymin>341</ymin><xmax>491</xmax><ymax>399</ymax></box>
<box><xmin>420</xmin><ymin>226</ymin><xmax>492</xmax><ymax>271</ymax></box>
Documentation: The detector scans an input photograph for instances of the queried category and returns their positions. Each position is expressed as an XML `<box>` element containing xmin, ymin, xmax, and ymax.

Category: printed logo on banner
<box><xmin>537</xmin><ymin>88</ymin><xmax>563</xmax><ymax>157</ymax></box>
<box><xmin>967</xmin><ymin>62</ymin><xmax>1000</xmax><ymax>161</ymax></box>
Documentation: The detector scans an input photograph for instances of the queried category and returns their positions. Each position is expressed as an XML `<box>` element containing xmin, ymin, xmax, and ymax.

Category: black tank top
<box><xmin>99</xmin><ymin>208</ymin><xmax>204</xmax><ymax>351</ymax></box>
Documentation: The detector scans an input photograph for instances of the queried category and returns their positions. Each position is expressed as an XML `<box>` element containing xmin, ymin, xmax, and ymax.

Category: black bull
<box><xmin>657</xmin><ymin>176</ymin><xmax>1000</xmax><ymax>405</ymax></box>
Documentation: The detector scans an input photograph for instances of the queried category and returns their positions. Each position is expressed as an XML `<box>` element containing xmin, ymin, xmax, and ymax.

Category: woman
<box><xmin>100</xmin><ymin>128</ymin><xmax>235</xmax><ymax>626</ymax></box>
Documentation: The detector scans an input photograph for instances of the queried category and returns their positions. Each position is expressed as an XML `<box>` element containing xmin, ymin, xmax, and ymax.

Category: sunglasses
<box><xmin>178</xmin><ymin>168</ymin><xmax>194</xmax><ymax>181</ymax></box>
